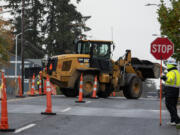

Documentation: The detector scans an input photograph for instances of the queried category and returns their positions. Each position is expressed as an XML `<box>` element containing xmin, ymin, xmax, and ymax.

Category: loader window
<box><xmin>77</xmin><ymin>42</ymin><xmax>91</xmax><ymax>54</ymax></box>
<box><xmin>76</xmin><ymin>41</ymin><xmax>111</xmax><ymax>59</ymax></box>
<box><xmin>93</xmin><ymin>43</ymin><xmax>110</xmax><ymax>58</ymax></box>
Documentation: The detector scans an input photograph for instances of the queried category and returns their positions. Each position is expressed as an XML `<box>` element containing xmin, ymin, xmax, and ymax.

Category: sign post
<box><xmin>150</xmin><ymin>37</ymin><xmax>174</xmax><ymax>126</ymax></box>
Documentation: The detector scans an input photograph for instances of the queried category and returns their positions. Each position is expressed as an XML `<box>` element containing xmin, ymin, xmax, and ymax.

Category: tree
<box><xmin>42</xmin><ymin>0</ymin><xmax>91</xmax><ymax>56</ymax></box>
<box><xmin>3</xmin><ymin>0</ymin><xmax>91</xmax><ymax>58</ymax></box>
<box><xmin>157</xmin><ymin>0</ymin><xmax>180</xmax><ymax>61</ymax></box>
<box><xmin>0</xmin><ymin>13</ymin><xmax>14</xmax><ymax>64</ymax></box>
<box><xmin>4</xmin><ymin>0</ymin><xmax>45</xmax><ymax>59</ymax></box>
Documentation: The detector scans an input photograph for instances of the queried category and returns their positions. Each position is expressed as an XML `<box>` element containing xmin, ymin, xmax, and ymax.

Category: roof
<box><xmin>27</xmin><ymin>59</ymin><xmax>42</xmax><ymax>66</ymax></box>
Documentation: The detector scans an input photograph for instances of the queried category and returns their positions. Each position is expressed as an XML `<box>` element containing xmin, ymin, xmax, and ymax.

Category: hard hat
<box><xmin>166</xmin><ymin>58</ymin><xmax>177</xmax><ymax>65</ymax></box>
<box><xmin>166</xmin><ymin>58</ymin><xmax>177</xmax><ymax>69</ymax></box>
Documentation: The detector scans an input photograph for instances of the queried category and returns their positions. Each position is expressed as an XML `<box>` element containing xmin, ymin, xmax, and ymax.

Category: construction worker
<box><xmin>161</xmin><ymin>58</ymin><xmax>180</xmax><ymax>126</ymax></box>
<box><xmin>37</xmin><ymin>75</ymin><xmax>40</xmax><ymax>90</ymax></box>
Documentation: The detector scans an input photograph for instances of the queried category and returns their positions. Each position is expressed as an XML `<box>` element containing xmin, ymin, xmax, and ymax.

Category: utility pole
<box><xmin>21</xmin><ymin>0</ymin><xmax>25</xmax><ymax>94</ymax></box>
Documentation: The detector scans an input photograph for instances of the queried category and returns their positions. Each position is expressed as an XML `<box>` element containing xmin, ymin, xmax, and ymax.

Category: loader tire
<box><xmin>123</xmin><ymin>76</ymin><xmax>142</xmax><ymax>99</ymax></box>
<box><xmin>123</xmin><ymin>88</ymin><xmax>131</xmax><ymax>99</ymax></box>
<box><xmin>77</xmin><ymin>74</ymin><xmax>98</xmax><ymax>97</ymax></box>
<box><xmin>61</xmin><ymin>88</ymin><xmax>78</xmax><ymax>97</ymax></box>
<box><xmin>97</xmin><ymin>83</ymin><xmax>113</xmax><ymax>98</ymax></box>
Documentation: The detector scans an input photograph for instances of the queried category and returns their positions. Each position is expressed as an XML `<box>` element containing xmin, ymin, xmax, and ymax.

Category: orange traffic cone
<box><xmin>16</xmin><ymin>76</ymin><xmax>25</xmax><ymax>98</ymax></box>
<box><xmin>113</xmin><ymin>92</ymin><xmax>116</xmax><ymax>96</ymax></box>
<box><xmin>0</xmin><ymin>72</ymin><xmax>15</xmax><ymax>132</ymax></box>
<box><xmin>41</xmin><ymin>75</ymin><xmax>56</xmax><ymax>115</ymax></box>
<box><xmin>50</xmin><ymin>83</ymin><xmax>57</xmax><ymax>95</ymax></box>
<box><xmin>75</xmin><ymin>73</ymin><xmax>85</xmax><ymax>103</ymax></box>
<box><xmin>39</xmin><ymin>74</ymin><xmax>42</xmax><ymax>95</ymax></box>
<box><xmin>91</xmin><ymin>75</ymin><xmax>98</xmax><ymax>99</ymax></box>
<box><xmin>43</xmin><ymin>79</ymin><xmax>47</xmax><ymax>95</ymax></box>
<box><xmin>29</xmin><ymin>74</ymin><xmax>35</xmax><ymax>96</ymax></box>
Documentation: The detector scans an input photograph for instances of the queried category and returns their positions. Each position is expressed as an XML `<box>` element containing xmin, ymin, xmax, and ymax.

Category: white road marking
<box><xmin>61</xmin><ymin>107</ymin><xmax>71</xmax><ymax>113</ymax></box>
<box><xmin>86</xmin><ymin>101</ymin><xmax>92</xmax><ymax>104</ymax></box>
<box><xmin>15</xmin><ymin>123</ymin><xmax>36</xmax><ymax>134</ymax></box>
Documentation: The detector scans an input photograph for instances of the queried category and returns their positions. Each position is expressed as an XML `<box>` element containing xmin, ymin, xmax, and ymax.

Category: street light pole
<box><xmin>15</xmin><ymin>33</ymin><xmax>22</xmax><ymax>79</ymax></box>
<box><xmin>15</xmin><ymin>29</ymin><xmax>32</xmax><ymax>83</ymax></box>
<box><xmin>15</xmin><ymin>33</ymin><xmax>22</xmax><ymax>95</ymax></box>
<box><xmin>21</xmin><ymin>0</ymin><xmax>25</xmax><ymax>94</ymax></box>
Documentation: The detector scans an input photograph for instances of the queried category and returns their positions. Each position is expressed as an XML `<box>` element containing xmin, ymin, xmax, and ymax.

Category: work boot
<box><xmin>167</xmin><ymin>121</ymin><xmax>176</xmax><ymax>126</ymax></box>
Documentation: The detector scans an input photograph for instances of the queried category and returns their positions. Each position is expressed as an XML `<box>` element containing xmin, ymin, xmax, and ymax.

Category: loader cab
<box><xmin>76</xmin><ymin>40</ymin><xmax>113</xmax><ymax>73</ymax></box>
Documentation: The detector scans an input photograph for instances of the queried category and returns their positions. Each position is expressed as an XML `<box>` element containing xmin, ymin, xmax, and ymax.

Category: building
<box><xmin>0</xmin><ymin>55</ymin><xmax>42</xmax><ymax>96</ymax></box>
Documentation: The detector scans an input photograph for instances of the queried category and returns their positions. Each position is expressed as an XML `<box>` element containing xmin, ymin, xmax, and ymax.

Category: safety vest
<box><xmin>37</xmin><ymin>80</ymin><xmax>40</xmax><ymax>85</ymax></box>
<box><xmin>37</xmin><ymin>75</ymin><xmax>40</xmax><ymax>85</ymax></box>
<box><xmin>0</xmin><ymin>83</ymin><xmax>2</xmax><ymax>89</ymax></box>
<box><xmin>165</xmin><ymin>69</ymin><xmax>180</xmax><ymax>88</ymax></box>
<box><xmin>0</xmin><ymin>82</ymin><xmax>3</xmax><ymax>90</ymax></box>
<box><xmin>0</xmin><ymin>82</ymin><xmax>3</xmax><ymax>98</ymax></box>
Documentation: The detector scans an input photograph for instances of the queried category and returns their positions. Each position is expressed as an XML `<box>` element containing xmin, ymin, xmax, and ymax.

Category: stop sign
<box><xmin>150</xmin><ymin>37</ymin><xmax>174</xmax><ymax>60</ymax></box>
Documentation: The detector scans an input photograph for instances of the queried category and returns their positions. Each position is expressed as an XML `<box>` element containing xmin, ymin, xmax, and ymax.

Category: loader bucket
<box><xmin>131</xmin><ymin>58</ymin><xmax>160</xmax><ymax>79</ymax></box>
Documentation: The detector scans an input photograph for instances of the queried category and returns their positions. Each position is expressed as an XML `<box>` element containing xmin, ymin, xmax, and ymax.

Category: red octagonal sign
<box><xmin>150</xmin><ymin>37</ymin><xmax>174</xmax><ymax>60</ymax></box>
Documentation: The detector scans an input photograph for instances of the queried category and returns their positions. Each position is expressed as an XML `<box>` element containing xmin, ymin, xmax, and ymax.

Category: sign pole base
<box><xmin>75</xmin><ymin>101</ymin><xmax>86</xmax><ymax>103</ymax></box>
<box><xmin>41</xmin><ymin>112</ymin><xmax>56</xmax><ymax>115</ymax></box>
<box><xmin>0</xmin><ymin>129</ymin><xmax>15</xmax><ymax>132</ymax></box>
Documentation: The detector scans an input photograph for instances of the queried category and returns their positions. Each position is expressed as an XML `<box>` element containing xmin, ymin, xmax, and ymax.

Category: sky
<box><xmin>0</xmin><ymin>0</ymin><xmax>172</xmax><ymax>88</ymax></box>
<box><xmin>72</xmin><ymin>0</ymin><xmax>171</xmax><ymax>63</ymax></box>
<box><xmin>72</xmin><ymin>0</ymin><xmax>172</xmax><ymax>89</ymax></box>
<box><xmin>0</xmin><ymin>0</ymin><xmax>171</xmax><ymax>63</ymax></box>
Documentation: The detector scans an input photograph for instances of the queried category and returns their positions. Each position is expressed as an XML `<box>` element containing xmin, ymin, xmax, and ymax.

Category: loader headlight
<box><xmin>84</xmin><ymin>58</ymin><xmax>89</xmax><ymax>63</ymax></box>
<box><xmin>78</xmin><ymin>58</ymin><xmax>84</xmax><ymax>63</ymax></box>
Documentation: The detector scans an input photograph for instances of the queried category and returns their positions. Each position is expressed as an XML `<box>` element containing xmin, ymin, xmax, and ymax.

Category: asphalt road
<box><xmin>0</xmin><ymin>95</ymin><xmax>180</xmax><ymax>135</ymax></box>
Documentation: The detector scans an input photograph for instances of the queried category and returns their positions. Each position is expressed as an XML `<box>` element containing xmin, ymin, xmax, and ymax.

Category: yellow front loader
<box><xmin>42</xmin><ymin>40</ymin><xmax>160</xmax><ymax>99</ymax></box>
